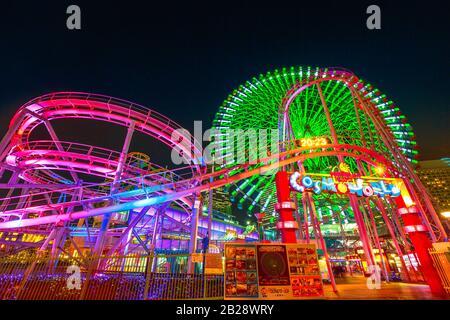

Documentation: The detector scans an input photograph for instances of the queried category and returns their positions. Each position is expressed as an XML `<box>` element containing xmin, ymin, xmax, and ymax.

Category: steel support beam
<box><xmin>188</xmin><ymin>194</ymin><xmax>202</xmax><ymax>273</ymax></box>
<box><xmin>306</xmin><ymin>192</ymin><xmax>338</xmax><ymax>292</ymax></box>
<box><xmin>93</xmin><ymin>121</ymin><xmax>135</xmax><ymax>257</ymax></box>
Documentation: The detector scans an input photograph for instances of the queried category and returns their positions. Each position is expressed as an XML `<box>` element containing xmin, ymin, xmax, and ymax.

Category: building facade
<box><xmin>417</xmin><ymin>158</ymin><xmax>450</xmax><ymax>235</ymax></box>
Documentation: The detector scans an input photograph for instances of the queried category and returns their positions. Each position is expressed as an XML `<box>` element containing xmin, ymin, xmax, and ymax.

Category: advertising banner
<box><xmin>286</xmin><ymin>244</ymin><xmax>324</xmax><ymax>297</ymax></box>
<box><xmin>224</xmin><ymin>243</ymin><xmax>324</xmax><ymax>299</ymax></box>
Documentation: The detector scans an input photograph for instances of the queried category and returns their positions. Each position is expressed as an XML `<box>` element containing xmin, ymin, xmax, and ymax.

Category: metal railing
<box><xmin>429</xmin><ymin>248</ymin><xmax>450</xmax><ymax>294</ymax></box>
<box><xmin>0</xmin><ymin>251</ymin><xmax>224</xmax><ymax>300</ymax></box>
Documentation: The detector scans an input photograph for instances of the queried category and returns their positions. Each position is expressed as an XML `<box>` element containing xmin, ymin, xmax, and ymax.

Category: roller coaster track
<box><xmin>0</xmin><ymin>143</ymin><xmax>402</xmax><ymax>229</ymax></box>
<box><xmin>3</xmin><ymin>140</ymin><xmax>194</xmax><ymax>212</ymax></box>
<box><xmin>0</xmin><ymin>92</ymin><xmax>208</xmax><ymax>254</ymax></box>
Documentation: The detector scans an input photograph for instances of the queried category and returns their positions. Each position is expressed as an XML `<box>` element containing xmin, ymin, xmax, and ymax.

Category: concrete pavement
<box><xmin>323</xmin><ymin>276</ymin><xmax>447</xmax><ymax>300</ymax></box>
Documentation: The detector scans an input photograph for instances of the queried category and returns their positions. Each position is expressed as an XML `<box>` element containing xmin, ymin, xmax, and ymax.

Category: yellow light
<box><xmin>338</xmin><ymin>162</ymin><xmax>351</xmax><ymax>173</ymax></box>
<box><xmin>441</xmin><ymin>211</ymin><xmax>450</xmax><ymax>219</ymax></box>
<box><xmin>374</xmin><ymin>165</ymin><xmax>385</xmax><ymax>176</ymax></box>
<box><xmin>337</xmin><ymin>182</ymin><xmax>348</xmax><ymax>193</ymax></box>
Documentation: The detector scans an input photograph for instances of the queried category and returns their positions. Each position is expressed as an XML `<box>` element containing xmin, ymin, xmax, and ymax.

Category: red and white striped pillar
<box><xmin>274</xmin><ymin>171</ymin><xmax>298</xmax><ymax>243</ymax></box>
<box><xmin>395</xmin><ymin>195</ymin><xmax>445</xmax><ymax>295</ymax></box>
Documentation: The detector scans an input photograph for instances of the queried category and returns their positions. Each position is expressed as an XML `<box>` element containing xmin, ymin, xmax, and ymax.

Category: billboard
<box><xmin>224</xmin><ymin>243</ymin><xmax>324</xmax><ymax>299</ymax></box>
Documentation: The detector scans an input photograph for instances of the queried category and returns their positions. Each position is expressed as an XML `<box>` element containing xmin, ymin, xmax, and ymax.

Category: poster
<box><xmin>256</xmin><ymin>244</ymin><xmax>293</xmax><ymax>299</ymax></box>
<box><xmin>224</xmin><ymin>244</ymin><xmax>259</xmax><ymax>299</ymax></box>
<box><xmin>286</xmin><ymin>244</ymin><xmax>324</xmax><ymax>297</ymax></box>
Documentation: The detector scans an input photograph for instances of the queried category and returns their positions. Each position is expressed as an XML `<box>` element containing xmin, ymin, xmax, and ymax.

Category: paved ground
<box><xmin>322</xmin><ymin>276</ymin><xmax>447</xmax><ymax>300</ymax></box>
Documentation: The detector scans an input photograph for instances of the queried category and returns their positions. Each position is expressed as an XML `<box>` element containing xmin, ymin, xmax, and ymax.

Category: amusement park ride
<box><xmin>0</xmin><ymin>66</ymin><xmax>447</xmax><ymax>297</ymax></box>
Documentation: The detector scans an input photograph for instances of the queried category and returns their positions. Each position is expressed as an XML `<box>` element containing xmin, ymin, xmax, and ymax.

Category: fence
<box><xmin>0</xmin><ymin>251</ymin><xmax>224</xmax><ymax>300</ymax></box>
<box><xmin>429</xmin><ymin>248</ymin><xmax>450</xmax><ymax>294</ymax></box>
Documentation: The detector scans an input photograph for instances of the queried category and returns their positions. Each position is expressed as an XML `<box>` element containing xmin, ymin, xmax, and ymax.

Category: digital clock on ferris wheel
<box><xmin>295</xmin><ymin>136</ymin><xmax>331</xmax><ymax>148</ymax></box>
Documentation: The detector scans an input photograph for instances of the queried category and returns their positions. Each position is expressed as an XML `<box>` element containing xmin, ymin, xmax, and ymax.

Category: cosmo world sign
<box><xmin>289</xmin><ymin>171</ymin><xmax>401</xmax><ymax>198</ymax></box>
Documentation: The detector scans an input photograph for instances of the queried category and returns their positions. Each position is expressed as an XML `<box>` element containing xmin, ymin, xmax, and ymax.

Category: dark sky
<box><xmin>0</xmin><ymin>0</ymin><xmax>449</xmax><ymax>160</ymax></box>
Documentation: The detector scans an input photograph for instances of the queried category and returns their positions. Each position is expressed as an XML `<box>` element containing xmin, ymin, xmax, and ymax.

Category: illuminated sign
<box><xmin>295</xmin><ymin>136</ymin><xmax>330</xmax><ymax>148</ymax></box>
<box><xmin>243</xmin><ymin>224</ymin><xmax>256</xmax><ymax>235</ymax></box>
<box><xmin>223</xmin><ymin>229</ymin><xmax>247</xmax><ymax>240</ymax></box>
<box><xmin>404</xmin><ymin>224</ymin><xmax>427</xmax><ymax>233</ymax></box>
<box><xmin>223</xmin><ymin>229</ymin><xmax>238</xmax><ymax>240</ymax></box>
<box><xmin>289</xmin><ymin>171</ymin><xmax>401</xmax><ymax>198</ymax></box>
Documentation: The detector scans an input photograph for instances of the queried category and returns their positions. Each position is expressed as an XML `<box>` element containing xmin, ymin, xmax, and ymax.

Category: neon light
<box><xmin>404</xmin><ymin>224</ymin><xmax>427</xmax><ymax>233</ymax></box>
<box><xmin>289</xmin><ymin>172</ymin><xmax>401</xmax><ymax>198</ymax></box>
<box><xmin>295</xmin><ymin>136</ymin><xmax>330</xmax><ymax>148</ymax></box>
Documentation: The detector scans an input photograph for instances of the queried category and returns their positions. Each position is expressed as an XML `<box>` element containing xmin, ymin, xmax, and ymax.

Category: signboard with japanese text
<box><xmin>205</xmin><ymin>253</ymin><xmax>223</xmax><ymax>274</ymax></box>
<box><xmin>224</xmin><ymin>242</ymin><xmax>324</xmax><ymax>299</ymax></box>
<box><xmin>286</xmin><ymin>244</ymin><xmax>324</xmax><ymax>297</ymax></box>
<box><xmin>224</xmin><ymin>244</ymin><xmax>259</xmax><ymax>299</ymax></box>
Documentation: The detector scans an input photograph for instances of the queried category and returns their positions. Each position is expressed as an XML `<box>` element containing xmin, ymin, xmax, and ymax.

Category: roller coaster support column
<box><xmin>364</xmin><ymin>202</ymin><xmax>389</xmax><ymax>283</ymax></box>
<box><xmin>188</xmin><ymin>194</ymin><xmax>203</xmax><ymax>273</ymax></box>
<box><xmin>306</xmin><ymin>192</ymin><xmax>338</xmax><ymax>293</ymax></box>
<box><xmin>301</xmin><ymin>194</ymin><xmax>310</xmax><ymax>243</ymax></box>
<box><xmin>274</xmin><ymin>171</ymin><xmax>298</xmax><ymax>243</ymax></box>
<box><xmin>16</xmin><ymin>224</ymin><xmax>61</xmax><ymax>296</ymax></box>
<box><xmin>394</xmin><ymin>194</ymin><xmax>446</xmax><ymax>295</ymax></box>
<box><xmin>207</xmin><ymin>177</ymin><xmax>213</xmax><ymax>243</ymax></box>
<box><xmin>150</xmin><ymin>208</ymin><xmax>161</xmax><ymax>272</ymax></box>
<box><xmin>374</xmin><ymin>198</ymin><xmax>411</xmax><ymax>282</ymax></box>
<box><xmin>43</xmin><ymin>117</ymin><xmax>80</xmax><ymax>183</ymax></box>
<box><xmin>293</xmin><ymin>194</ymin><xmax>303</xmax><ymax>240</ymax></box>
<box><xmin>316</xmin><ymin>83</ymin><xmax>338</xmax><ymax>145</ymax></box>
<box><xmin>349</xmin><ymin>195</ymin><xmax>375</xmax><ymax>268</ymax></box>
<box><xmin>94</xmin><ymin>121</ymin><xmax>135</xmax><ymax>257</ymax></box>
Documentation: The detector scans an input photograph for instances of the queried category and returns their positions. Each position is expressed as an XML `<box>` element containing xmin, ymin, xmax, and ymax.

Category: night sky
<box><xmin>0</xmin><ymin>0</ymin><xmax>448</xmax><ymax>161</ymax></box>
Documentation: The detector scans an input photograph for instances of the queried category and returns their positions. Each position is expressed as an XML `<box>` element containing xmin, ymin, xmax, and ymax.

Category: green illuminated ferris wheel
<box><xmin>212</xmin><ymin>66</ymin><xmax>418</xmax><ymax>226</ymax></box>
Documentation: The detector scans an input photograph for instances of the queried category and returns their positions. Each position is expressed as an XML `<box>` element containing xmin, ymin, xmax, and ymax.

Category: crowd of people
<box><xmin>332</xmin><ymin>265</ymin><xmax>347</xmax><ymax>278</ymax></box>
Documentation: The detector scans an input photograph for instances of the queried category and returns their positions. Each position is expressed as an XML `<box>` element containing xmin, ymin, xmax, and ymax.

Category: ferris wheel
<box><xmin>212</xmin><ymin>66</ymin><xmax>419</xmax><ymax>226</ymax></box>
